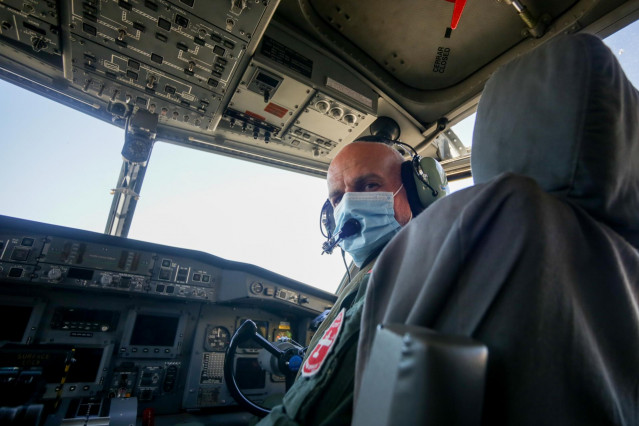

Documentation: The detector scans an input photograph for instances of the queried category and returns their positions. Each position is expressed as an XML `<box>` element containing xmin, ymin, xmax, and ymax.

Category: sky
<box><xmin>1</xmin><ymin>21</ymin><xmax>637</xmax><ymax>293</ymax></box>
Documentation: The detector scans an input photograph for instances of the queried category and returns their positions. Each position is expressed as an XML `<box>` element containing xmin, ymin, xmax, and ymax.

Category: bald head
<box><xmin>327</xmin><ymin>142</ymin><xmax>412</xmax><ymax>226</ymax></box>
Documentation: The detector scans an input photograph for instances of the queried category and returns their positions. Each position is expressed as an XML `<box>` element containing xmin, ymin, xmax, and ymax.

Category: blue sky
<box><xmin>1</xmin><ymin>21</ymin><xmax>637</xmax><ymax>292</ymax></box>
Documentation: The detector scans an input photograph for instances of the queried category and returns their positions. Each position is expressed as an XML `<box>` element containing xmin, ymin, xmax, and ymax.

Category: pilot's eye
<box><xmin>363</xmin><ymin>183</ymin><xmax>380</xmax><ymax>191</ymax></box>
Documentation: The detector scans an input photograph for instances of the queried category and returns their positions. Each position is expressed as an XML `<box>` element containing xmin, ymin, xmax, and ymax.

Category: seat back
<box><xmin>472</xmin><ymin>33</ymin><xmax>639</xmax><ymax>247</ymax></box>
<box><xmin>353</xmin><ymin>33</ymin><xmax>639</xmax><ymax>426</ymax></box>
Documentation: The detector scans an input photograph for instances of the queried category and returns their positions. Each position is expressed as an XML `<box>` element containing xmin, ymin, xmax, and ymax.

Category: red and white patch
<box><xmin>301</xmin><ymin>308</ymin><xmax>345</xmax><ymax>377</ymax></box>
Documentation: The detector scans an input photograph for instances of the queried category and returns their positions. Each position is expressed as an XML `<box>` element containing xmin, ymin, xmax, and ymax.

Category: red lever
<box><xmin>445</xmin><ymin>0</ymin><xmax>468</xmax><ymax>30</ymax></box>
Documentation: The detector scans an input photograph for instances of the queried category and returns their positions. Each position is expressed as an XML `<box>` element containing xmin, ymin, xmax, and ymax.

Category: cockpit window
<box><xmin>0</xmin><ymin>81</ymin><xmax>346</xmax><ymax>292</ymax></box>
<box><xmin>0</xmin><ymin>80</ymin><xmax>122</xmax><ymax>232</ymax></box>
<box><xmin>127</xmin><ymin>142</ymin><xmax>347</xmax><ymax>292</ymax></box>
<box><xmin>603</xmin><ymin>19</ymin><xmax>639</xmax><ymax>87</ymax></box>
<box><xmin>451</xmin><ymin>113</ymin><xmax>476</xmax><ymax>148</ymax></box>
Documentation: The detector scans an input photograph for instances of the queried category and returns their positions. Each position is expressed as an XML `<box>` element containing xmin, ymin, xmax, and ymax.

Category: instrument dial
<box><xmin>249</xmin><ymin>281</ymin><xmax>264</xmax><ymax>294</ymax></box>
<box><xmin>204</xmin><ymin>326</ymin><xmax>230</xmax><ymax>352</ymax></box>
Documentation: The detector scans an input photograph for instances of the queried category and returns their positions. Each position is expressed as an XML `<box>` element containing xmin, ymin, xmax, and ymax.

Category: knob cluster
<box><xmin>314</xmin><ymin>99</ymin><xmax>357</xmax><ymax>125</ymax></box>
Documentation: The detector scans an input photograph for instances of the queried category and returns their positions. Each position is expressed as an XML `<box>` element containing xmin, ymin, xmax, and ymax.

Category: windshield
<box><xmin>127</xmin><ymin>141</ymin><xmax>346</xmax><ymax>291</ymax></box>
<box><xmin>0</xmin><ymin>78</ymin><xmax>346</xmax><ymax>291</ymax></box>
<box><xmin>1</xmin><ymin>21</ymin><xmax>637</xmax><ymax>293</ymax></box>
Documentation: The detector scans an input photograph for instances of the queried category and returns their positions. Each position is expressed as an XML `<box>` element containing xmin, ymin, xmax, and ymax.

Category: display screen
<box><xmin>67</xmin><ymin>268</ymin><xmax>94</xmax><ymax>280</ymax></box>
<box><xmin>0</xmin><ymin>305</ymin><xmax>33</xmax><ymax>342</ymax></box>
<box><xmin>256</xmin><ymin>72</ymin><xmax>279</xmax><ymax>88</ymax></box>
<box><xmin>50</xmin><ymin>307</ymin><xmax>119</xmax><ymax>331</ymax></box>
<box><xmin>235</xmin><ymin>358</ymin><xmax>266</xmax><ymax>390</ymax></box>
<box><xmin>130</xmin><ymin>314</ymin><xmax>179</xmax><ymax>346</ymax></box>
<box><xmin>67</xmin><ymin>347</ymin><xmax>104</xmax><ymax>383</ymax></box>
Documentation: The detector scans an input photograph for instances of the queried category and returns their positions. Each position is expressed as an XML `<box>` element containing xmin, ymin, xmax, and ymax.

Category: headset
<box><xmin>320</xmin><ymin>135</ymin><xmax>450</xmax><ymax>243</ymax></box>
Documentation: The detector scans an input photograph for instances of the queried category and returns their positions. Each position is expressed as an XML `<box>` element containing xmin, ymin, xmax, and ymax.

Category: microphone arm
<box><xmin>322</xmin><ymin>218</ymin><xmax>361</xmax><ymax>254</ymax></box>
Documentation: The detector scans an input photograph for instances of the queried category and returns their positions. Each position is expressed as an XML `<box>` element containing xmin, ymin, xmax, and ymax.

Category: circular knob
<box><xmin>48</xmin><ymin>268</ymin><xmax>62</xmax><ymax>280</ymax></box>
<box><xmin>343</xmin><ymin>113</ymin><xmax>357</xmax><ymax>125</ymax></box>
<box><xmin>101</xmin><ymin>275</ymin><xmax>113</xmax><ymax>286</ymax></box>
<box><xmin>329</xmin><ymin>107</ymin><xmax>344</xmax><ymax>120</ymax></box>
<box><xmin>249</xmin><ymin>281</ymin><xmax>264</xmax><ymax>294</ymax></box>
<box><xmin>315</xmin><ymin>100</ymin><xmax>330</xmax><ymax>114</ymax></box>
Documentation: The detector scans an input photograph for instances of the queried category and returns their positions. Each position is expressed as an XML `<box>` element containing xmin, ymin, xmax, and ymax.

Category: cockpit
<box><xmin>1</xmin><ymin>0</ymin><xmax>638</xmax><ymax>425</ymax></box>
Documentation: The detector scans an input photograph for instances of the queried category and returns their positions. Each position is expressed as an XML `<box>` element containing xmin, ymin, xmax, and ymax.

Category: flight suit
<box><xmin>256</xmin><ymin>257</ymin><xmax>376</xmax><ymax>426</ymax></box>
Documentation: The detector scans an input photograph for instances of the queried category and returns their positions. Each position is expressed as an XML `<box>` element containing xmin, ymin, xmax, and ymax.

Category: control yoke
<box><xmin>224</xmin><ymin>320</ymin><xmax>304</xmax><ymax>417</ymax></box>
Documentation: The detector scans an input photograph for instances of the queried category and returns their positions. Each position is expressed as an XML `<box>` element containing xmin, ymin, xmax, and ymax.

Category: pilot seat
<box><xmin>353</xmin><ymin>33</ymin><xmax>639</xmax><ymax>426</ymax></box>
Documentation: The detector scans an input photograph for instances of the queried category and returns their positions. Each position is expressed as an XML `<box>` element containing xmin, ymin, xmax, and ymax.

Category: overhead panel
<box><xmin>164</xmin><ymin>0</ymin><xmax>267</xmax><ymax>43</ymax></box>
<box><xmin>218</xmin><ymin>23</ymin><xmax>378</xmax><ymax>161</ymax></box>
<box><xmin>292</xmin><ymin>91</ymin><xmax>371</xmax><ymax>157</ymax></box>
<box><xmin>0</xmin><ymin>0</ymin><xmax>59</xmax><ymax>26</ymax></box>
<box><xmin>69</xmin><ymin>38</ymin><xmax>219</xmax><ymax>131</ymax></box>
<box><xmin>0</xmin><ymin>0</ymin><xmax>276</xmax><ymax>137</ymax></box>
<box><xmin>0</xmin><ymin>2</ymin><xmax>62</xmax><ymax>67</ymax></box>
<box><xmin>229</xmin><ymin>61</ymin><xmax>313</xmax><ymax>132</ymax></box>
<box><xmin>66</xmin><ymin>0</ymin><xmax>251</xmax><ymax>132</ymax></box>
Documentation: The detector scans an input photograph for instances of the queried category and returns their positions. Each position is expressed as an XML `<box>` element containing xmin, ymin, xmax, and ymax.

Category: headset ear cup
<box><xmin>412</xmin><ymin>156</ymin><xmax>449</xmax><ymax>209</ymax></box>
<box><xmin>400</xmin><ymin>161</ymin><xmax>425</xmax><ymax>217</ymax></box>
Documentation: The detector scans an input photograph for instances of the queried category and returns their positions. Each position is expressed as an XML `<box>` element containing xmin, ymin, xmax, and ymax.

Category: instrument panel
<box><xmin>0</xmin><ymin>214</ymin><xmax>336</xmax><ymax>420</ymax></box>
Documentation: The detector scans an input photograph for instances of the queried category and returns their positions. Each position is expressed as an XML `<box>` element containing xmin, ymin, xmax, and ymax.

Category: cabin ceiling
<box><xmin>276</xmin><ymin>0</ymin><xmax>636</xmax><ymax>125</ymax></box>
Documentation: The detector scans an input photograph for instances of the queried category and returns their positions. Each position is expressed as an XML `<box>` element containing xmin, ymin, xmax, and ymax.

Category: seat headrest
<box><xmin>472</xmin><ymin>33</ymin><xmax>639</xmax><ymax>246</ymax></box>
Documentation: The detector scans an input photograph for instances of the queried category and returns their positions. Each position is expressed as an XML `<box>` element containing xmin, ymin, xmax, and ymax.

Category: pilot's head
<box><xmin>326</xmin><ymin>140</ymin><xmax>412</xmax><ymax>266</ymax></box>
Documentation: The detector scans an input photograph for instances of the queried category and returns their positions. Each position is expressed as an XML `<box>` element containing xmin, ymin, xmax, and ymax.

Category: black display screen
<box><xmin>0</xmin><ymin>305</ymin><xmax>33</xmax><ymax>342</ymax></box>
<box><xmin>67</xmin><ymin>268</ymin><xmax>94</xmax><ymax>280</ymax></box>
<box><xmin>235</xmin><ymin>358</ymin><xmax>266</xmax><ymax>390</ymax></box>
<box><xmin>130</xmin><ymin>314</ymin><xmax>179</xmax><ymax>346</ymax></box>
<box><xmin>67</xmin><ymin>347</ymin><xmax>104</xmax><ymax>383</ymax></box>
<box><xmin>256</xmin><ymin>72</ymin><xmax>279</xmax><ymax>88</ymax></box>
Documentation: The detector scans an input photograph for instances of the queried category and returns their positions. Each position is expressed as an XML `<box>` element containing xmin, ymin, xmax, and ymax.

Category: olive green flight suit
<box><xmin>256</xmin><ymin>257</ymin><xmax>376</xmax><ymax>426</ymax></box>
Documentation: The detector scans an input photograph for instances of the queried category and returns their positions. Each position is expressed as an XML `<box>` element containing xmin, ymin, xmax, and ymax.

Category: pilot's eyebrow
<box><xmin>352</xmin><ymin>173</ymin><xmax>383</xmax><ymax>191</ymax></box>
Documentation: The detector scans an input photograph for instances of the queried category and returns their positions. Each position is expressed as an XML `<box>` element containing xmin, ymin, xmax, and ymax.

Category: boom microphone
<box><xmin>321</xmin><ymin>218</ymin><xmax>361</xmax><ymax>254</ymax></box>
<box><xmin>339</xmin><ymin>218</ymin><xmax>362</xmax><ymax>238</ymax></box>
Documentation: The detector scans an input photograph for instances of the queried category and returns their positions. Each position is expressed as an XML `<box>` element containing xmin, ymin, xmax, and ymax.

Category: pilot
<box><xmin>257</xmin><ymin>139</ymin><xmax>414</xmax><ymax>425</ymax></box>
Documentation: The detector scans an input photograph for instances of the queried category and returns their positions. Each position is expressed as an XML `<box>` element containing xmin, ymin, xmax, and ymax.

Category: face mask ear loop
<box><xmin>393</xmin><ymin>183</ymin><xmax>412</xmax><ymax>223</ymax></box>
<box><xmin>392</xmin><ymin>184</ymin><xmax>404</xmax><ymax>197</ymax></box>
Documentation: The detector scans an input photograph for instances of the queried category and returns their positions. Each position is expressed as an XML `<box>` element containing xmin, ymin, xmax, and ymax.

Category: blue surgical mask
<box><xmin>333</xmin><ymin>185</ymin><xmax>403</xmax><ymax>267</ymax></box>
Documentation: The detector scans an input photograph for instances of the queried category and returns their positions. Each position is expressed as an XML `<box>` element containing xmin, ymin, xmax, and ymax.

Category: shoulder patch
<box><xmin>301</xmin><ymin>308</ymin><xmax>346</xmax><ymax>378</ymax></box>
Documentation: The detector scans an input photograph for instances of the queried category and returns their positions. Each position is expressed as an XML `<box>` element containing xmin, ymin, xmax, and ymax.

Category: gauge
<box><xmin>204</xmin><ymin>325</ymin><xmax>230</xmax><ymax>352</ymax></box>
<box><xmin>249</xmin><ymin>281</ymin><xmax>264</xmax><ymax>294</ymax></box>
<box><xmin>273</xmin><ymin>329</ymin><xmax>292</xmax><ymax>341</ymax></box>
